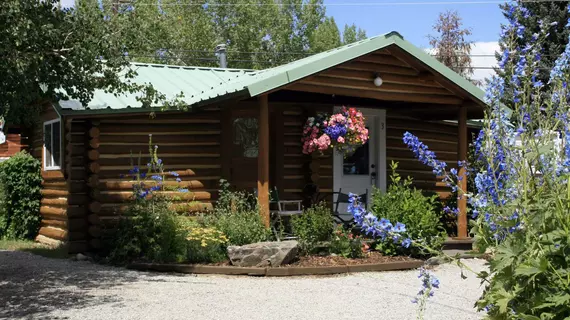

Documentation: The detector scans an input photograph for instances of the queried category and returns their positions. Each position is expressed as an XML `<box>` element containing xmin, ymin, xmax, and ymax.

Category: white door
<box><xmin>333</xmin><ymin>109</ymin><xmax>386</xmax><ymax>220</ymax></box>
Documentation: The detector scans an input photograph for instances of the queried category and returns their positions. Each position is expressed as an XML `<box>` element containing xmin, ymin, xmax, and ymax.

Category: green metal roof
<box><xmin>57</xmin><ymin>31</ymin><xmax>487</xmax><ymax>115</ymax></box>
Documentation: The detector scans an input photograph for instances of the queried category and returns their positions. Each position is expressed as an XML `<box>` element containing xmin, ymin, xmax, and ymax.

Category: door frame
<box><xmin>333</xmin><ymin>108</ymin><xmax>386</xmax><ymax>197</ymax></box>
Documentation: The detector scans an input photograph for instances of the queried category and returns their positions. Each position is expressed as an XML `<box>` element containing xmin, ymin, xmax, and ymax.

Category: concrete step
<box><xmin>442</xmin><ymin>237</ymin><xmax>474</xmax><ymax>251</ymax></box>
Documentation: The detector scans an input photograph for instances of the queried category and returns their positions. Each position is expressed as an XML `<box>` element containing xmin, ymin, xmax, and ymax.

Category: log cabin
<box><xmin>30</xmin><ymin>32</ymin><xmax>486</xmax><ymax>253</ymax></box>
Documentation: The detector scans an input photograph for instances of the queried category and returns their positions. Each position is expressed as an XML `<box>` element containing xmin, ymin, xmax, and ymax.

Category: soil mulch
<box><xmin>282</xmin><ymin>252</ymin><xmax>421</xmax><ymax>267</ymax></box>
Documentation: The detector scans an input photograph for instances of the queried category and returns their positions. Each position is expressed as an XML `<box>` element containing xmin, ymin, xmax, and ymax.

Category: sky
<box><xmin>59</xmin><ymin>0</ymin><xmax>502</xmax><ymax>82</ymax></box>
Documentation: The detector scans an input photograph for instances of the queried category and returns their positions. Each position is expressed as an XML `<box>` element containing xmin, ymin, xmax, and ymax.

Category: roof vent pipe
<box><xmin>215</xmin><ymin>44</ymin><xmax>227</xmax><ymax>68</ymax></box>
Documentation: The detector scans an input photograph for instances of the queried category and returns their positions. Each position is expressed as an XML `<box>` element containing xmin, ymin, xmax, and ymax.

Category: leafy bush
<box><xmin>105</xmin><ymin>136</ymin><xmax>187</xmax><ymax>264</ymax></box>
<box><xmin>186</xmin><ymin>227</ymin><xmax>228</xmax><ymax>264</ymax></box>
<box><xmin>203</xmin><ymin>180</ymin><xmax>270</xmax><ymax>246</ymax></box>
<box><xmin>370</xmin><ymin>162</ymin><xmax>445</xmax><ymax>257</ymax></box>
<box><xmin>291</xmin><ymin>202</ymin><xmax>334</xmax><ymax>254</ymax></box>
<box><xmin>329</xmin><ymin>226</ymin><xmax>364</xmax><ymax>258</ymax></box>
<box><xmin>0</xmin><ymin>151</ymin><xmax>42</xmax><ymax>239</ymax></box>
<box><xmin>107</xmin><ymin>200</ymin><xmax>187</xmax><ymax>264</ymax></box>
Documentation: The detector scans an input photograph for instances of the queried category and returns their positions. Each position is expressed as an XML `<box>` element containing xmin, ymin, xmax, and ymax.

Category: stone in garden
<box><xmin>227</xmin><ymin>241</ymin><xmax>299</xmax><ymax>267</ymax></box>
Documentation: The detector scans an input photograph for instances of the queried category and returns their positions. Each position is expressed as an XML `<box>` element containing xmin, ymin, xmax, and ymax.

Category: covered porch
<box><xmin>227</xmin><ymin>33</ymin><xmax>486</xmax><ymax>239</ymax></box>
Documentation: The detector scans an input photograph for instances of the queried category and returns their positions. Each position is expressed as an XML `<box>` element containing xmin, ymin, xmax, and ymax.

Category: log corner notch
<box><xmin>455</xmin><ymin>105</ymin><xmax>469</xmax><ymax>240</ymax></box>
<box><xmin>258</xmin><ymin>94</ymin><xmax>270</xmax><ymax>228</ymax></box>
<box><xmin>87</xmin><ymin>120</ymin><xmax>102</xmax><ymax>250</ymax></box>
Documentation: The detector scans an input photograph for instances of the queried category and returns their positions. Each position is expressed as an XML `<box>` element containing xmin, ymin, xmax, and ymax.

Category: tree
<box><xmin>0</xmin><ymin>0</ymin><xmax>170</xmax><ymax>125</ymax></box>
<box><xmin>497</xmin><ymin>1</ymin><xmax>570</xmax><ymax>93</ymax></box>
<box><xmin>342</xmin><ymin>23</ymin><xmax>367</xmax><ymax>45</ymax></box>
<box><xmin>309</xmin><ymin>16</ymin><xmax>341</xmax><ymax>53</ymax></box>
<box><xmin>427</xmin><ymin>10</ymin><xmax>477</xmax><ymax>84</ymax></box>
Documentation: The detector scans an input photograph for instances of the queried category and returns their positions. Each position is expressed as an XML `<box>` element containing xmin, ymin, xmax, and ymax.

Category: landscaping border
<box><xmin>127</xmin><ymin>260</ymin><xmax>424</xmax><ymax>276</ymax></box>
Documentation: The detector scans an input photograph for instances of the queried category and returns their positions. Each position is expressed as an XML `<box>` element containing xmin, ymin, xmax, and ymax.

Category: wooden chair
<box><xmin>255</xmin><ymin>187</ymin><xmax>303</xmax><ymax>240</ymax></box>
<box><xmin>332</xmin><ymin>188</ymin><xmax>368</xmax><ymax>229</ymax></box>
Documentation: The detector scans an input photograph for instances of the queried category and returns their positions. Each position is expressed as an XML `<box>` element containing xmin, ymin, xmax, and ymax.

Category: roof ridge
<box><xmin>129</xmin><ymin>61</ymin><xmax>254</xmax><ymax>73</ymax></box>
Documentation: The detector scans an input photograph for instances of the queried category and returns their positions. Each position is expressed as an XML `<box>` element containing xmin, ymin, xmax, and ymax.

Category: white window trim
<box><xmin>43</xmin><ymin>119</ymin><xmax>61</xmax><ymax>171</ymax></box>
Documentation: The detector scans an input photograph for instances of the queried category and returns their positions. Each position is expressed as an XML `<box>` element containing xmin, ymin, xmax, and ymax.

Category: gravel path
<box><xmin>0</xmin><ymin>250</ymin><xmax>487</xmax><ymax>320</ymax></box>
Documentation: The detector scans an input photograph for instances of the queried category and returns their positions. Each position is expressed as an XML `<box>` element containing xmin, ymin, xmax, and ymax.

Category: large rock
<box><xmin>227</xmin><ymin>241</ymin><xmax>299</xmax><ymax>267</ymax></box>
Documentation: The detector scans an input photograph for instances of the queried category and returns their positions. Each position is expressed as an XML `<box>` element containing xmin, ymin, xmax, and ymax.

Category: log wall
<box><xmin>93</xmin><ymin>109</ymin><xmax>221</xmax><ymax>231</ymax></box>
<box><xmin>31</xmin><ymin>105</ymin><xmax>70</xmax><ymax>246</ymax></box>
<box><xmin>386</xmin><ymin>114</ymin><xmax>475</xmax><ymax>199</ymax></box>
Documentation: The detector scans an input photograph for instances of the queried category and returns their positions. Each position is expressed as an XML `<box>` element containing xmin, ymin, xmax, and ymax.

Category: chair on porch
<box><xmin>254</xmin><ymin>186</ymin><xmax>303</xmax><ymax>240</ymax></box>
<box><xmin>332</xmin><ymin>188</ymin><xmax>368</xmax><ymax>229</ymax></box>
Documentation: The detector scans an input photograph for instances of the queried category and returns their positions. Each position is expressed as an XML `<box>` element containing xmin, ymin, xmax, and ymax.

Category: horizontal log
<box><xmin>100</xmin><ymin>117</ymin><xmax>221</xmax><ymax>124</ymax></box>
<box><xmin>302</xmin><ymin>76</ymin><xmax>453</xmax><ymax>95</ymax></box>
<box><xmin>357</xmin><ymin>53</ymin><xmax>410</xmax><ymax>67</ymax></box>
<box><xmin>98</xmin><ymin>145</ymin><xmax>221</xmax><ymax>156</ymax></box>
<box><xmin>321</xmin><ymin>68</ymin><xmax>439</xmax><ymax>87</ymax></box>
<box><xmin>41</xmin><ymin>180</ymin><xmax>67</xmax><ymax>188</ymax></box>
<box><xmin>40</xmin><ymin>206</ymin><xmax>67</xmax><ymax>218</ymax></box>
<box><xmin>68</xmin><ymin>230</ymin><xmax>87</xmax><ymax>241</ymax></box>
<box><xmin>68</xmin><ymin>168</ymin><xmax>87</xmax><ymax>180</ymax></box>
<box><xmin>69</xmin><ymin>181</ymin><xmax>88</xmax><ymax>193</ymax></box>
<box><xmin>41</xmin><ymin>219</ymin><xmax>67</xmax><ymax>229</ymax></box>
<box><xmin>339</xmin><ymin>61</ymin><xmax>418</xmax><ymax>76</ymax></box>
<box><xmin>387</xmin><ymin>128</ymin><xmax>458</xmax><ymax>144</ymax></box>
<box><xmin>42</xmin><ymin>189</ymin><xmax>69</xmax><ymax>197</ymax></box>
<box><xmin>100</xmin><ymin>179</ymin><xmax>217</xmax><ymax>191</ymax></box>
<box><xmin>42</xmin><ymin>171</ymin><xmax>65</xmax><ymax>180</ymax></box>
<box><xmin>288</xmin><ymin>84</ymin><xmax>463</xmax><ymax>105</ymax></box>
<box><xmin>38</xmin><ymin>226</ymin><xmax>67</xmax><ymax>241</ymax></box>
<box><xmin>88</xmin><ymin>214</ymin><xmax>100</xmax><ymax>225</ymax></box>
<box><xmin>100</xmin><ymin>164</ymin><xmax>221</xmax><ymax>171</ymax></box>
<box><xmin>41</xmin><ymin>198</ymin><xmax>68</xmax><ymax>207</ymax></box>
<box><xmin>98</xmin><ymin>191</ymin><xmax>212</xmax><ymax>203</ymax></box>
<box><xmin>98</xmin><ymin>157</ymin><xmax>220</xmax><ymax>167</ymax></box>
<box><xmin>98</xmin><ymin>201</ymin><xmax>214</xmax><ymax>216</ymax></box>
<box><xmin>98</xmin><ymin>123</ymin><xmax>221</xmax><ymax>134</ymax></box>
<box><xmin>99</xmin><ymin>134</ymin><xmax>220</xmax><ymax>145</ymax></box>
<box><xmin>97</xmin><ymin>168</ymin><xmax>221</xmax><ymax>180</ymax></box>
<box><xmin>67</xmin><ymin>205</ymin><xmax>88</xmax><ymax>218</ymax></box>
<box><xmin>388</xmin><ymin>149</ymin><xmax>458</xmax><ymax>162</ymax></box>
<box><xmin>387</xmin><ymin>118</ymin><xmax>458</xmax><ymax>134</ymax></box>
<box><xmin>67</xmin><ymin>144</ymin><xmax>86</xmax><ymax>156</ymax></box>
<box><xmin>90</xmin><ymin>189</ymin><xmax>101</xmax><ymax>199</ymax></box>
<box><xmin>66</xmin><ymin>133</ymin><xmax>86</xmax><ymax>144</ymax></box>
<box><xmin>101</xmin><ymin>130</ymin><xmax>221</xmax><ymax>137</ymax></box>
<box><xmin>67</xmin><ymin>194</ymin><xmax>90</xmax><ymax>205</ymax></box>
<box><xmin>68</xmin><ymin>156</ymin><xmax>86</xmax><ymax>166</ymax></box>
<box><xmin>68</xmin><ymin>218</ymin><xmax>87</xmax><ymax>231</ymax></box>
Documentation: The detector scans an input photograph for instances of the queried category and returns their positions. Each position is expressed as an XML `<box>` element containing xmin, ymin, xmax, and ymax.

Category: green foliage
<box><xmin>329</xmin><ymin>226</ymin><xmax>364</xmax><ymax>259</ymax></box>
<box><xmin>106</xmin><ymin>200</ymin><xmax>187</xmax><ymax>264</ymax></box>
<box><xmin>203</xmin><ymin>180</ymin><xmax>270</xmax><ymax>246</ymax></box>
<box><xmin>371</xmin><ymin>162</ymin><xmax>445</xmax><ymax>257</ymax></box>
<box><xmin>342</xmin><ymin>23</ymin><xmax>367</xmax><ymax>45</ymax></box>
<box><xmin>291</xmin><ymin>202</ymin><xmax>334</xmax><ymax>254</ymax></box>
<box><xmin>185</xmin><ymin>226</ymin><xmax>228</xmax><ymax>264</ymax></box>
<box><xmin>0</xmin><ymin>0</ymin><xmax>176</xmax><ymax>124</ymax></box>
<box><xmin>0</xmin><ymin>151</ymin><xmax>42</xmax><ymax>240</ymax></box>
<box><xmin>309</xmin><ymin>16</ymin><xmax>341</xmax><ymax>53</ymax></box>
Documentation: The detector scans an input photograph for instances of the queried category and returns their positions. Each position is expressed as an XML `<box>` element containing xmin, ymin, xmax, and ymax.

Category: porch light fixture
<box><xmin>373</xmin><ymin>74</ymin><xmax>383</xmax><ymax>87</ymax></box>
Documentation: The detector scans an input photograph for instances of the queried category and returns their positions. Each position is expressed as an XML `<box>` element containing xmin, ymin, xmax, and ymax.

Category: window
<box><xmin>44</xmin><ymin>119</ymin><xmax>61</xmax><ymax>170</ymax></box>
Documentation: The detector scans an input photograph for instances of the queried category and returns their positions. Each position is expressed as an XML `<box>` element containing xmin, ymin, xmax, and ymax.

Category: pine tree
<box><xmin>428</xmin><ymin>10</ymin><xmax>478</xmax><ymax>84</ymax></box>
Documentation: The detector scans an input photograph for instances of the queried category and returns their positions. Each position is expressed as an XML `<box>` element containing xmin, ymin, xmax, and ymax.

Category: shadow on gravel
<box><xmin>0</xmin><ymin>250</ymin><xmax>169</xmax><ymax>319</ymax></box>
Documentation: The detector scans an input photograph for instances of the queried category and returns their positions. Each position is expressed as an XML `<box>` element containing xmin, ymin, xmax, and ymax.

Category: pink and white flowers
<box><xmin>301</xmin><ymin>107</ymin><xmax>369</xmax><ymax>155</ymax></box>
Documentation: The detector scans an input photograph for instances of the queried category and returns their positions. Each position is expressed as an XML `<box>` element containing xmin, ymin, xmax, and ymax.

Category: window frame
<box><xmin>43</xmin><ymin>119</ymin><xmax>62</xmax><ymax>171</ymax></box>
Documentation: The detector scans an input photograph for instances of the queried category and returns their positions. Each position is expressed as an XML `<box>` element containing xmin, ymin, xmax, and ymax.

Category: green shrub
<box><xmin>185</xmin><ymin>226</ymin><xmax>228</xmax><ymax>264</ymax></box>
<box><xmin>106</xmin><ymin>199</ymin><xmax>187</xmax><ymax>264</ymax></box>
<box><xmin>371</xmin><ymin>162</ymin><xmax>446</xmax><ymax>257</ymax></box>
<box><xmin>329</xmin><ymin>225</ymin><xmax>364</xmax><ymax>258</ymax></box>
<box><xmin>291</xmin><ymin>202</ymin><xmax>334</xmax><ymax>254</ymax></box>
<box><xmin>105</xmin><ymin>137</ymin><xmax>188</xmax><ymax>264</ymax></box>
<box><xmin>204</xmin><ymin>180</ymin><xmax>270</xmax><ymax>246</ymax></box>
<box><xmin>0</xmin><ymin>151</ymin><xmax>42</xmax><ymax>240</ymax></box>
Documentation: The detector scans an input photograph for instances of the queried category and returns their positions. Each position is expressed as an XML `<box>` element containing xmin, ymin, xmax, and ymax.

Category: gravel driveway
<box><xmin>0</xmin><ymin>250</ymin><xmax>487</xmax><ymax>320</ymax></box>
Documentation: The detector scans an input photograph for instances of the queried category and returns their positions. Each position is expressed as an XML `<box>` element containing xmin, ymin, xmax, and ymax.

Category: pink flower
<box><xmin>316</xmin><ymin>134</ymin><xmax>331</xmax><ymax>151</ymax></box>
<box><xmin>337</xmin><ymin>136</ymin><xmax>345</xmax><ymax>143</ymax></box>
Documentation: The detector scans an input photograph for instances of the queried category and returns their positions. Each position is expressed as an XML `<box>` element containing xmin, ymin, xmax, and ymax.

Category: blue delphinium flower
<box><xmin>403</xmin><ymin>132</ymin><xmax>447</xmax><ymax>176</ymax></box>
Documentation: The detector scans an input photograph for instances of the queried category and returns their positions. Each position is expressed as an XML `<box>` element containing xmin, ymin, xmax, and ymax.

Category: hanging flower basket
<box><xmin>302</xmin><ymin>107</ymin><xmax>369</xmax><ymax>155</ymax></box>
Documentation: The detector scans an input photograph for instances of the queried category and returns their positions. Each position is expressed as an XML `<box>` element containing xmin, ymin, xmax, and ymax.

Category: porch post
<box><xmin>258</xmin><ymin>94</ymin><xmax>270</xmax><ymax>228</ymax></box>
<box><xmin>457</xmin><ymin>106</ymin><xmax>469</xmax><ymax>239</ymax></box>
